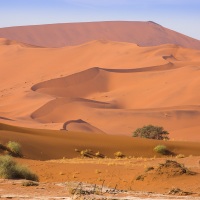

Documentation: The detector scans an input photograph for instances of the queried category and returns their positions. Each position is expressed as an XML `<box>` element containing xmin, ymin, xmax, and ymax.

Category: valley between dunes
<box><xmin>1</xmin><ymin>38</ymin><xmax>200</xmax><ymax>141</ymax></box>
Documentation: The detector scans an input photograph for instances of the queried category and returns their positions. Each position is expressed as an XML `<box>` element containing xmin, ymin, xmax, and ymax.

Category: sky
<box><xmin>0</xmin><ymin>0</ymin><xmax>200</xmax><ymax>40</ymax></box>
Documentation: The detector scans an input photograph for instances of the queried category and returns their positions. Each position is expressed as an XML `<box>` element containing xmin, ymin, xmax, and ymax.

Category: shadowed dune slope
<box><xmin>0</xmin><ymin>21</ymin><xmax>200</xmax><ymax>49</ymax></box>
<box><xmin>1</xmin><ymin>123</ymin><xmax>200</xmax><ymax>160</ymax></box>
<box><xmin>62</xmin><ymin>119</ymin><xmax>106</xmax><ymax>134</ymax></box>
<box><xmin>1</xmin><ymin>39</ymin><xmax>200</xmax><ymax>140</ymax></box>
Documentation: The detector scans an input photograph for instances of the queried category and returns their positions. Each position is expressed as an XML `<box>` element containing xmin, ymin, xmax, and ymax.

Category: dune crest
<box><xmin>0</xmin><ymin>21</ymin><xmax>200</xmax><ymax>49</ymax></box>
<box><xmin>62</xmin><ymin>119</ymin><xmax>106</xmax><ymax>134</ymax></box>
<box><xmin>0</xmin><ymin>39</ymin><xmax>200</xmax><ymax>140</ymax></box>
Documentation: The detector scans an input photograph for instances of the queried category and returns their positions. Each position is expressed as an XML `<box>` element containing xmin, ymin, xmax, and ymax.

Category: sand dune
<box><xmin>0</xmin><ymin>38</ymin><xmax>200</xmax><ymax>140</ymax></box>
<box><xmin>0</xmin><ymin>21</ymin><xmax>200</xmax><ymax>49</ymax></box>
<box><xmin>62</xmin><ymin>119</ymin><xmax>106</xmax><ymax>134</ymax></box>
<box><xmin>1</xmin><ymin>22</ymin><xmax>200</xmax><ymax>199</ymax></box>
<box><xmin>1</xmin><ymin>123</ymin><xmax>200</xmax><ymax>160</ymax></box>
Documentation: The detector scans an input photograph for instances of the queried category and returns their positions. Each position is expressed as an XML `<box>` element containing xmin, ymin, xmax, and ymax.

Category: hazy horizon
<box><xmin>0</xmin><ymin>0</ymin><xmax>200</xmax><ymax>40</ymax></box>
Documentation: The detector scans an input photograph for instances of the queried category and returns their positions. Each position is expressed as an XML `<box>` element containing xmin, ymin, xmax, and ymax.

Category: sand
<box><xmin>1</xmin><ymin>123</ymin><xmax>200</xmax><ymax>160</ymax></box>
<box><xmin>0</xmin><ymin>156</ymin><xmax>200</xmax><ymax>199</ymax></box>
<box><xmin>1</xmin><ymin>123</ymin><xmax>200</xmax><ymax>199</ymax></box>
<box><xmin>0</xmin><ymin>21</ymin><xmax>200</xmax><ymax>49</ymax></box>
<box><xmin>0</xmin><ymin>38</ymin><xmax>200</xmax><ymax>140</ymax></box>
<box><xmin>0</xmin><ymin>22</ymin><xmax>200</xmax><ymax>199</ymax></box>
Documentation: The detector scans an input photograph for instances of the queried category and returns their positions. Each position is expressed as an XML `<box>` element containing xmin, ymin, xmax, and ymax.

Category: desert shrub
<box><xmin>22</xmin><ymin>180</ymin><xmax>39</xmax><ymax>187</ymax></box>
<box><xmin>136</xmin><ymin>174</ymin><xmax>145</xmax><ymax>181</ymax></box>
<box><xmin>154</xmin><ymin>145</ymin><xmax>168</xmax><ymax>155</ymax></box>
<box><xmin>176</xmin><ymin>154</ymin><xmax>185</xmax><ymax>158</ymax></box>
<box><xmin>95</xmin><ymin>152</ymin><xmax>100</xmax><ymax>157</ymax></box>
<box><xmin>133</xmin><ymin>125</ymin><xmax>169</xmax><ymax>140</ymax></box>
<box><xmin>6</xmin><ymin>141</ymin><xmax>22</xmax><ymax>157</ymax></box>
<box><xmin>0</xmin><ymin>155</ymin><xmax>38</xmax><ymax>181</ymax></box>
<box><xmin>80</xmin><ymin>149</ymin><xmax>89</xmax><ymax>157</ymax></box>
<box><xmin>114</xmin><ymin>151</ymin><xmax>124</xmax><ymax>158</ymax></box>
<box><xmin>145</xmin><ymin>166</ymin><xmax>154</xmax><ymax>172</ymax></box>
<box><xmin>157</xmin><ymin>160</ymin><xmax>196</xmax><ymax>176</ymax></box>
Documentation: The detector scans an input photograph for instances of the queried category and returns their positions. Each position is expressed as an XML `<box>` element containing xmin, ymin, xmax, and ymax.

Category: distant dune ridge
<box><xmin>0</xmin><ymin>21</ymin><xmax>200</xmax><ymax>141</ymax></box>
<box><xmin>0</xmin><ymin>21</ymin><xmax>200</xmax><ymax>49</ymax></box>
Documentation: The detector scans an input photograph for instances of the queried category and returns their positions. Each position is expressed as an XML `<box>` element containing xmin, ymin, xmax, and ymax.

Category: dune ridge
<box><xmin>0</xmin><ymin>38</ymin><xmax>200</xmax><ymax>140</ymax></box>
<box><xmin>0</xmin><ymin>21</ymin><xmax>200</xmax><ymax>49</ymax></box>
<box><xmin>1</xmin><ymin>123</ymin><xmax>200</xmax><ymax>160</ymax></box>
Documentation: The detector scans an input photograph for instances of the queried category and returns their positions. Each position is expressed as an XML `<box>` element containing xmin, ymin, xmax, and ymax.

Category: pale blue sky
<box><xmin>0</xmin><ymin>0</ymin><xmax>200</xmax><ymax>39</ymax></box>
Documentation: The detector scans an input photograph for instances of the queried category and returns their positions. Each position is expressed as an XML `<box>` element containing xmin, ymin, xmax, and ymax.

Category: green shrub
<box><xmin>6</xmin><ymin>141</ymin><xmax>22</xmax><ymax>157</ymax></box>
<box><xmin>0</xmin><ymin>155</ymin><xmax>38</xmax><ymax>181</ymax></box>
<box><xmin>154</xmin><ymin>145</ymin><xmax>168</xmax><ymax>155</ymax></box>
<box><xmin>133</xmin><ymin>125</ymin><xmax>169</xmax><ymax>140</ymax></box>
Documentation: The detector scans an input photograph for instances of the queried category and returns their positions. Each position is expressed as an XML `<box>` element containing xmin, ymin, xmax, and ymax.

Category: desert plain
<box><xmin>0</xmin><ymin>21</ymin><xmax>200</xmax><ymax>199</ymax></box>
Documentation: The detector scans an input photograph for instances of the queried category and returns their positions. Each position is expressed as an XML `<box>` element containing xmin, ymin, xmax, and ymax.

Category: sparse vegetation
<box><xmin>176</xmin><ymin>154</ymin><xmax>185</xmax><ymax>158</ymax></box>
<box><xmin>168</xmin><ymin>188</ymin><xmax>194</xmax><ymax>195</ymax></box>
<box><xmin>154</xmin><ymin>145</ymin><xmax>169</xmax><ymax>155</ymax></box>
<box><xmin>136</xmin><ymin>174</ymin><xmax>145</xmax><ymax>181</ymax></box>
<box><xmin>22</xmin><ymin>180</ymin><xmax>39</xmax><ymax>187</ymax></box>
<box><xmin>157</xmin><ymin>160</ymin><xmax>196</xmax><ymax>176</ymax></box>
<box><xmin>75</xmin><ymin>148</ymin><xmax>105</xmax><ymax>158</ymax></box>
<box><xmin>6</xmin><ymin>141</ymin><xmax>22</xmax><ymax>157</ymax></box>
<box><xmin>0</xmin><ymin>155</ymin><xmax>38</xmax><ymax>181</ymax></box>
<box><xmin>114</xmin><ymin>151</ymin><xmax>124</xmax><ymax>158</ymax></box>
<box><xmin>80</xmin><ymin>149</ymin><xmax>91</xmax><ymax>157</ymax></box>
<box><xmin>95</xmin><ymin>152</ymin><xmax>100</xmax><ymax>157</ymax></box>
<box><xmin>145</xmin><ymin>166</ymin><xmax>154</xmax><ymax>172</ymax></box>
<box><xmin>133</xmin><ymin>125</ymin><xmax>169</xmax><ymax>140</ymax></box>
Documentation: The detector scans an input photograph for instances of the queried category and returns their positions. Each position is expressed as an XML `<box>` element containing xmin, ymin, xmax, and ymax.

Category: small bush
<box><xmin>95</xmin><ymin>152</ymin><xmax>100</xmax><ymax>157</ymax></box>
<box><xmin>136</xmin><ymin>174</ymin><xmax>145</xmax><ymax>181</ymax></box>
<box><xmin>176</xmin><ymin>154</ymin><xmax>185</xmax><ymax>158</ymax></box>
<box><xmin>6</xmin><ymin>141</ymin><xmax>22</xmax><ymax>157</ymax></box>
<box><xmin>114</xmin><ymin>151</ymin><xmax>124</xmax><ymax>158</ymax></box>
<box><xmin>0</xmin><ymin>155</ymin><xmax>38</xmax><ymax>181</ymax></box>
<box><xmin>22</xmin><ymin>181</ymin><xmax>39</xmax><ymax>187</ymax></box>
<box><xmin>154</xmin><ymin>145</ymin><xmax>168</xmax><ymax>155</ymax></box>
<box><xmin>145</xmin><ymin>166</ymin><xmax>154</xmax><ymax>172</ymax></box>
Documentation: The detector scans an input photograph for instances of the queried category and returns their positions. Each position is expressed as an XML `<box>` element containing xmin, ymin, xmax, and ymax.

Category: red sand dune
<box><xmin>0</xmin><ymin>21</ymin><xmax>200</xmax><ymax>49</ymax></box>
<box><xmin>0</xmin><ymin>38</ymin><xmax>200</xmax><ymax>141</ymax></box>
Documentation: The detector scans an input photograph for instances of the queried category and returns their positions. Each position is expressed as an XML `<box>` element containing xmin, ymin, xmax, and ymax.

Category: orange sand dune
<box><xmin>0</xmin><ymin>21</ymin><xmax>200</xmax><ymax>49</ymax></box>
<box><xmin>0</xmin><ymin>38</ymin><xmax>200</xmax><ymax>141</ymax></box>
<box><xmin>1</xmin><ymin>123</ymin><xmax>200</xmax><ymax>160</ymax></box>
<box><xmin>62</xmin><ymin>119</ymin><xmax>106</xmax><ymax>134</ymax></box>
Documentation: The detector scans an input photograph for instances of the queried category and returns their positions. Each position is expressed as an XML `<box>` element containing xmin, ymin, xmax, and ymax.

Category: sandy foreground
<box><xmin>0</xmin><ymin>157</ymin><xmax>200</xmax><ymax>199</ymax></box>
<box><xmin>1</xmin><ymin>123</ymin><xmax>200</xmax><ymax>199</ymax></box>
